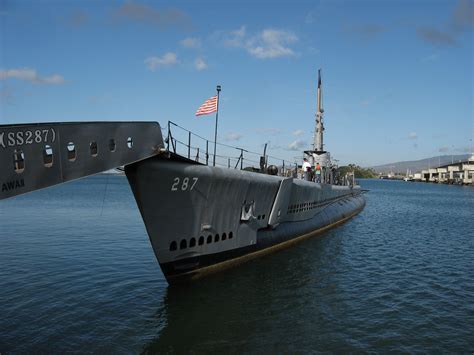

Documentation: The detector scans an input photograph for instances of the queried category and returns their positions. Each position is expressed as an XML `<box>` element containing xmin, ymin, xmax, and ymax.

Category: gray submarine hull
<box><xmin>126</xmin><ymin>154</ymin><xmax>365</xmax><ymax>283</ymax></box>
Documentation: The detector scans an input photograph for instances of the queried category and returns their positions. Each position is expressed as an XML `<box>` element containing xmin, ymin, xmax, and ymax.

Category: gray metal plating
<box><xmin>125</xmin><ymin>154</ymin><xmax>365</xmax><ymax>281</ymax></box>
<box><xmin>0</xmin><ymin>122</ymin><xmax>163</xmax><ymax>200</ymax></box>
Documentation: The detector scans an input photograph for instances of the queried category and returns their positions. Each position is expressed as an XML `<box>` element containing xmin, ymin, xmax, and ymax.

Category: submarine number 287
<box><xmin>171</xmin><ymin>177</ymin><xmax>198</xmax><ymax>191</ymax></box>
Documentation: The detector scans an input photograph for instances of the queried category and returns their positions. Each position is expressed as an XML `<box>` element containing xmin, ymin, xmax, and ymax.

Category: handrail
<box><xmin>166</xmin><ymin>120</ymin><xmax>297</xmax><ymax>175</ymax></box>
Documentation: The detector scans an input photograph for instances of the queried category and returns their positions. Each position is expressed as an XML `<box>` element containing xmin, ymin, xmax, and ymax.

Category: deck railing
<box><xmin>166</xmin><ymin>121</ymin><xmax>297</xmax><ymax>176</ymax></box>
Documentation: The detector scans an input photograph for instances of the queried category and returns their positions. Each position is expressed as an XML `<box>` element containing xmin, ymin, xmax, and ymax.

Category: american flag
<box><xmin>195</xmin><ymin>95</ymin><xmax>218</xmax><ymax>116</ymax></box>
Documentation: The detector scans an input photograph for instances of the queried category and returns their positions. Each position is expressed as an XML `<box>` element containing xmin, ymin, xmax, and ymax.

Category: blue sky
<box><xmin>0</xmin><ymin>0</ymin><xmax>473</xmax><ymax>166</ymax></box>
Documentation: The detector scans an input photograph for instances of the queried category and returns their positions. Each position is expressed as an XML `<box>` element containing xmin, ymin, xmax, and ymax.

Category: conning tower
<box><xmin>304</xmin><ymin>69</ymin><xmax>332</xmax><ymax>183</ymax></box>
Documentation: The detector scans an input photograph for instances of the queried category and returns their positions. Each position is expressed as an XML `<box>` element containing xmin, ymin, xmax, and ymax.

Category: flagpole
<box><xmin>213</xmin><ymin>85</ymin><xmax>221</xmax><ymax>167</ymax></box>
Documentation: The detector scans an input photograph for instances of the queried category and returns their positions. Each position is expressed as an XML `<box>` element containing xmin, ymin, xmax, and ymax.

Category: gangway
<box><xmin>0</xmin><ymin>122</ymin><xmax>164</xmax><ymax>200</ymax></box>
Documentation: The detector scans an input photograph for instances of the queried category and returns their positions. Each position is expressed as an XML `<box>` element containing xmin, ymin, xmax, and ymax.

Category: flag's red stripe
<box><xmin>195</xmin><ymin>96</ymin><xmax>218</xmax><ymax>116</ymax></box>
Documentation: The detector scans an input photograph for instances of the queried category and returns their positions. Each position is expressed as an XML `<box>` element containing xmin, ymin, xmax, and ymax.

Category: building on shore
<box><xmin>420</xmin><ymin>154</ymin><xmax>474</xmax><ymax>185</ymax></box>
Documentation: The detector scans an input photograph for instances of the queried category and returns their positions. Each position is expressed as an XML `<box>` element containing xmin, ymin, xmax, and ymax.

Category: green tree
<box><xmin>337</xmin><ymin>164</ymin><xmax>376</xmax><ymax>178</ymax></box>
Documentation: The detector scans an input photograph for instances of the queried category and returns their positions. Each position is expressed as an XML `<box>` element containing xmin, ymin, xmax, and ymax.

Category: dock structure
<box><xmin>420</xmin><ymin>155</ymin><xmax>474</xmax><ymax>184</ymax></box>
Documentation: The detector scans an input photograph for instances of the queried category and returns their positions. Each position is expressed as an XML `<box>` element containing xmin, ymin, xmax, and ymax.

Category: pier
<box><xmin>419</xmin><ymin>155</ymin><xmax>474</xmax><ymax>185</ymax></box>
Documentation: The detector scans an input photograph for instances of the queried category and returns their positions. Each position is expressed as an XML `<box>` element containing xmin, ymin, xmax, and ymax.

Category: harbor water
<box><xmin>0</xmin><ymin>176</ymin><xmax>473</xmax><ymax>353</ymax></box>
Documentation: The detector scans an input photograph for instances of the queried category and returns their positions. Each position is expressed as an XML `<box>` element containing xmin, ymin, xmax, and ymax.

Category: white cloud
<box><xmin>408</xmin><ymin>132</ymin><xmax>418</xmax><ymax>140</ymax></box>
<box><xmin>246</xmin><ymin>29</ymin><xmax>298</xmax><ymax>59</ymax></box>
<box><xmin>307</xmin><ymin>46</ymin><xmax>320</xmax><ymax>55</ymax></box>
<box><xmin>222</xmin><ymin>26</ymin><xmax>298</xmax><ymax>59</ymax></box>
<box><xmin>293</xmin><ymin>129</ymin><xmax>304</xmax><ymax>137</ymax></box>
<box><xmin>288</xmin><ymin>139</ymin><xmax>306</xmax><ymax>151</ymax></box>
<box><xmin>0</xmin><ymin>68</ymin><xmax>65</xmax><ymax>85</ymax></box>
<box><xmin>111</xmin><ymin>3</ymin><xmax>190</xmax><ymax>29</ymax></box>
<box><xmin>417</xmin><ymin>27</ymin><xmax>456</xmax><ymax>46</ymax></box>
<box><xmin>144</xmin><ymin>52</ymin><xmax>178</xmax><ymax>71</ymax></box>
<box><xmin>180</xmin><ymin>37</ymin><xmax>201</xmax><ymax>48</ymax></box>
<box><xmin>224</xmin><ymin>25</ymin><xmax>247</xmax><ymax>47</ymax></box>
<box><xmin>225</xmin><ymin>132</ymin><xmax>243</xmax><ymax>141</ymax></box>
<box><xmin>40</xmin><ymin>74</ymin><xmax>65</xmax><ymax>85</ymax></box>
<box><xmin>195</xmin><ymin>57</ymin><xmax>207</xmax><ymax>71</ymax></box>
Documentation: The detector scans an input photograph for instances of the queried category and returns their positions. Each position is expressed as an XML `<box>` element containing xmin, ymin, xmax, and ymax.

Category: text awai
<box><xmin>1</xmin><ymin>179</ymin><xmax>25</xmax><ymax>192</ymax></box>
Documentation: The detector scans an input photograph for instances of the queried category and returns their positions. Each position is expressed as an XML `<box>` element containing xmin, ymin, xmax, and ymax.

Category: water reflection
<box><xmin>143</xmin><ymin>231</ymin><xmax>345</xmax><ymax>353</ymax></box>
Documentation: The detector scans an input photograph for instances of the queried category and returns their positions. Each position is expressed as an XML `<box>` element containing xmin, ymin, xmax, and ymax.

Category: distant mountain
<box><xmin>370</xmin><ymin>154</ymin><xmax>471</xmax><ymax>174</ymax></box>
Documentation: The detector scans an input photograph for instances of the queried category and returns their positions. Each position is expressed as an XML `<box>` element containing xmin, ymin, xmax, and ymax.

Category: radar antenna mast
<box><xmin>314</xmin><ymin>69</ymin><xmax>324</xmax><ymax>153</ymax></box>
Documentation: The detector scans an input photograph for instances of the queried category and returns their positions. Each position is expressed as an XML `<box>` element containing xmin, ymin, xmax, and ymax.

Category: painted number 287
<box><xmin>171</xmin><ymin>177</ymin><xmax>198</xmax><ymax>191</ymax></box>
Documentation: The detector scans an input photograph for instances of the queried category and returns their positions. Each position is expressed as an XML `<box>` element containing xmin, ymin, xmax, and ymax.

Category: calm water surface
<box><xmin>0</xmin><ymin>177</ymin><xmax>473</xmax><ymax>353</ymax></box>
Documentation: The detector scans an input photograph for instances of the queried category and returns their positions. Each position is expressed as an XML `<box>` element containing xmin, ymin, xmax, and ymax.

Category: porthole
<box><xmin>198</xmin><ymin>236</ymin><xmax>204</xmax><ymax>245</ymax></box>
<box><xmin>13</xmin><ymin>149</ymin><xmax>25</xmax><ymax>174</ymax></box>
<box><xmin>67</xmin><ymin>142</ymin><xmax>76</xmax><ymax>162</ymax></box>
<box><xmin>262</xmin><ymin>214</ymin><xmax>265</xmax><ymax>219</ymax></box>
<box><xmin>229</xmin><ymin>231</ymin><xmax>233</xmax><ymax>239</ymax></box>
<box><xmin>257</xmin><ymin>215</ymin><xmax>261</xmax><ymax>220</ymax></box>
<box><xmin>43</xmin><ymin>145</ymin><xmax>53</xmax><ymax>168</ymax></box>
<box><xmin>180</xmin><ymin>239</ymin><xmax>187</xmax><ymax>249</ymax></box>
<box><xmin>170</xmin><ymin>241</ymin><xmax>177</xmax><ymax>251</ymax></box>
<box><xmin>222</xmin><ymin>233</ymin><xmax>227</xmax><ymax>240</ymax></box>
<box><xmin>109</xmin><ymin>139</ymin><xmax>116</xmax><ymax>152</ymax></box>
<box><xmin>90</xmin><ymin>141</ymin><xmax>98</xmax><ymax>157</ymax></box>
<box><xmin>207</xmin><ymin>235</ymin><xmax>212</xmax><ymax>244</ymax></box>
<box><xmin>214</xmin><ymin>234</ymin><xmax>220</xmax><ymax>242</ymax></box>
<box><xmin>190</xmin><ymin>238</ymin><xmax>196</xmax><ymax>247</ymax></box>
